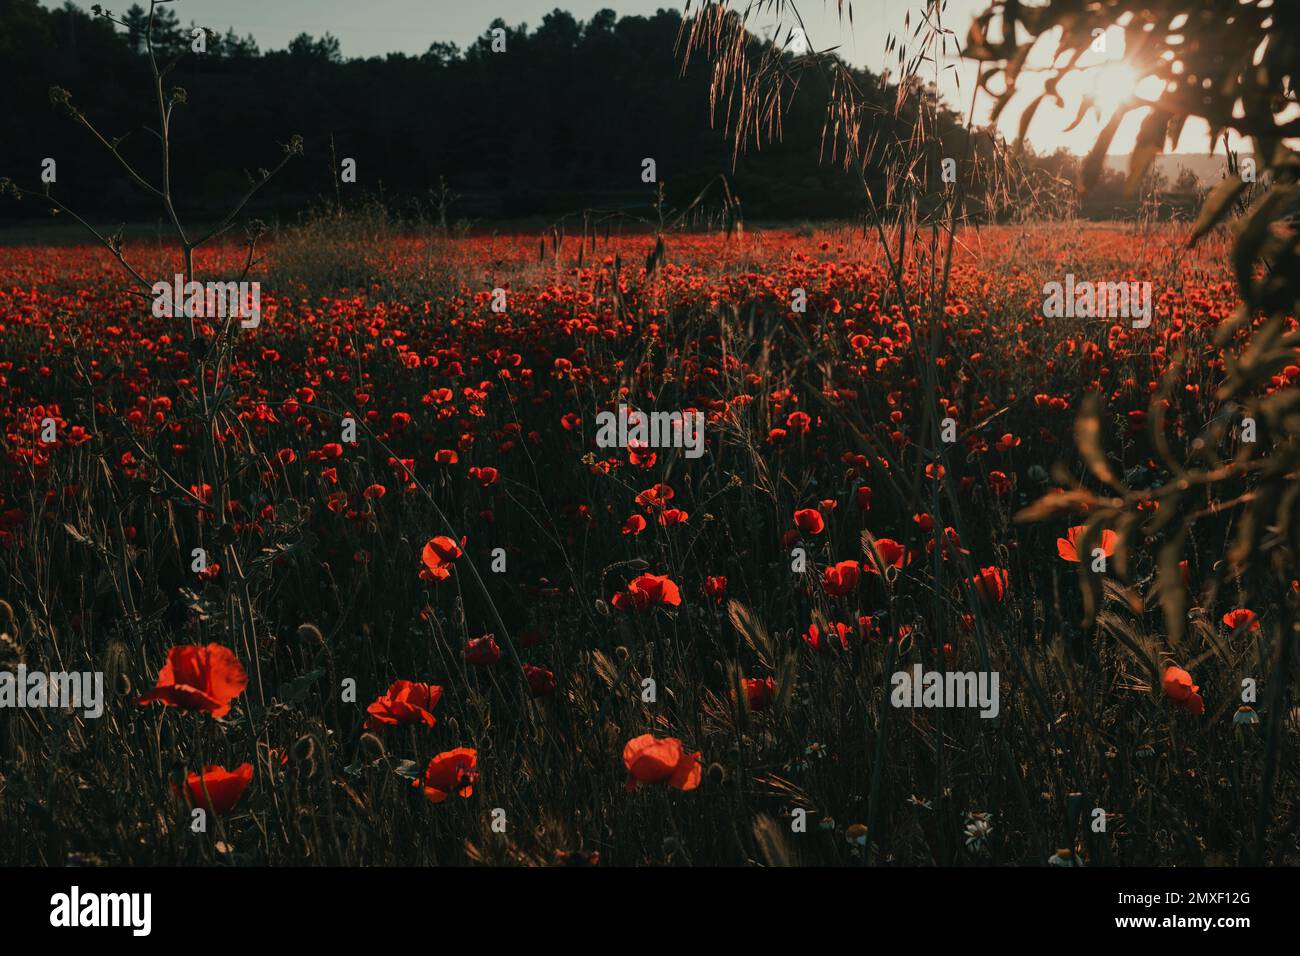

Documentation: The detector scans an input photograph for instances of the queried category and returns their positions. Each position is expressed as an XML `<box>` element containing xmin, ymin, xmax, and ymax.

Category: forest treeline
<box><xmin>0</xmin><ymin>1</ymin><xmax>978</xmax><ymax>224</ymax></box>
<box><xmin>0</xmin><ymin>1</ymin><xmax>1205</xmax><ymax>226</ymax></box>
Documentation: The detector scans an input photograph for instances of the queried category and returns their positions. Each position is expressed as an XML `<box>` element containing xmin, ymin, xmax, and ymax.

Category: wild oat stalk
<box><xmin>676</xmin><ymin>0</ymin><xmax>1066</xmax><ymax>862</ymax></box>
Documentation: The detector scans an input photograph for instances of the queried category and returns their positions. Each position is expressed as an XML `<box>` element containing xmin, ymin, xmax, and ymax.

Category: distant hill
<box><xmin>1103</xmin><ymin>153</ymin><xmax>1253</xmax><ymax>187</ymax></box>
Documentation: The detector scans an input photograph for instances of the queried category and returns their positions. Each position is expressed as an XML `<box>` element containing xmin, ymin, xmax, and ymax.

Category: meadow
<box><xmin>0</xmin><ymin>215</ymin><xmax>1294</xmax><ymax>867</ymax></box>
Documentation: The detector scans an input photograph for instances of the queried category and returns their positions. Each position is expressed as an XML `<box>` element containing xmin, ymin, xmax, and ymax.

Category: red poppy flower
<box><xmin>793</xmin><ymin>508</ymin><xmax>825</xmax><ymax>536</ymax></box>
<box><xmin>523</xmin><ymin>663</ymin><xmax>556</xmax><ymax>697</ymax></box>
<box><xmin>1222</xmin><ymin>608</ymin><xmax>1259</xmax><ymax>632</ymax></box>
<box><xmin>635</xmin><ymin>483</ymin><xmax>674</xmax><ymax>509</ymax></box>
<box><xmin>926</xmin><ymin>526</ymin><xmax>969</xmax><ymax>559</ymax></box>
<box><xmin>622</xmin><ymin>514</ymin><xmax>647</xmax><ymax>535</ymax></box>
<box><xmin>822</xmin><ymin>559</ymin><xmax>861</xmax><ymax>596</ymax></box>
<box><xmin>178</xmin><ymin>763</ymin><xmax>253</xmax><ymax>815</ymax></box>
<box><xmin>611</xmin><ymin>573</ymin><xmax>682</xmax><ymax>611</ymax></box>
<box><xmin>803</xmin><ymin>621</ymin><xmax>851</xmax><ymax>651</ymax></box>
<box><xmin>421</xmin><ymin>535</ymin><xmax>463</xmax><ymax>580</ymax></box>
<box><xmin>365</xmin><ymin>680</ymin><xmax>443</xmax><ymax>731</ymax></box>
<box><xmin>971</xmin><ymin>566</ymin><xmax>1009</xmax><ymax>603</ymax></box>
<box><xmin>622</xmin><ymin>734</ymin><xmax>701</xmax><ymax>791</ymax></box>
<box><xmin>1056</xmin><ymin>526</ymin><xmax>1118</xmax><ymax>562</ymax></box>
<box><xmin>628</xmin><ymin>444</ymin><xmax>657</xmax><ymax>469</ymax></box>
<box><xmin>742</xmin><ymin>676</ymin><xmax>776</xmax><ymax>711</ymax></box>
<box><xmin>785</xmin><ymin>411</ymin><xmax>811</xmax><ymax>434</ymax></box>
<box><xmin>1161</xmin><ymin>665</ymin><xmax>1205</xmax><ymax>716</ymax></box>
<box><xmin>863</xmin><ymin>538</ymin><xmax>909</xmax><ymax>575</ymax></box>
<box><xmin>703</xmin><ymin>575</ymin><xmax>727</xmax><ymax>603</ymax></box>
<box><xmin>465</xmin><ymin>634</ymin><xmax>502</xmax><ymax>666</ymax></box>
<box><xmin>420</xmin><ymin>747</ymin><xmax>479</xmax><ymax>803</ymax></box>
<box><xmin>136</xmin><ymin>643</ymin><xmax>248</xmax><ymax>718</ymax></box>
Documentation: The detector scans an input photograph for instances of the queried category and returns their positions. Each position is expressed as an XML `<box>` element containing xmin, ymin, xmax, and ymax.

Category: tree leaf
<box><xmin>1075</xmin><ymin>393</ymin><xmax>1126</xmax><ymax>493</ymax></box>
<box><xmin>1125</xmin><ymin>108</ymin><xmax>1171</xmax><ymax>199</ymax></box>
<box><xmin>1062</xmin><ymin>95</ymin><xmax>1096</xmax><ymax>133</ymax></box>
<box><xmin>1233</xmin><ymin>185</ymin><xmax>1299</xmax><ymax>299</ymax></box>
<box><xmin>1156</xmin><ymin>530</ymin><xmax>1188</xmax><ymax>648</ymax></box>
<box><xmin>1080</xmin><ymin>106</ymin><xmax>1128</xmax><ymax>194</ymax></box>
<box><xmin>1016</xmin><ymin>92</ymin><xmax>1047</xmax><ymax>146</ymax></box>
<box><xmin>1013</xmin><ymin>489</ymin><xmax>1100</xmax><ymax>524</ymax></box>
<box><xmin>1187</xmin><ymin>175</ymin><xmax>1247</xmax><ymax>246</ymax></box>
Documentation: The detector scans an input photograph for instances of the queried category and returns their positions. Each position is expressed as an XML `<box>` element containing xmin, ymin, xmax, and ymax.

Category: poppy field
<box><xmin>1</xmin><ymin>219</ymin><xmax>1295</xmax><ymax>867</ymax></box>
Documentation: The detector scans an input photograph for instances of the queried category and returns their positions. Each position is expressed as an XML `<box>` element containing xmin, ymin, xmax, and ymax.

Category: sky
<box><xmin>47</xmin><ymin>0</ymin><xmax>1233</xmax><ymax>155</ymax></box>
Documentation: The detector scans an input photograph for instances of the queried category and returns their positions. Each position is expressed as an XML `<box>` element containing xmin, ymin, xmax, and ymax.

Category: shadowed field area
<box><xmin>1</xmin><ymin>222</ymin><xmax>1294</xmax><ymax>866</ymax></box>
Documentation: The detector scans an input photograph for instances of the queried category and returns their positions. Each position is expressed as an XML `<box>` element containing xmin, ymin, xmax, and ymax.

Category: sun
<box><xmin>1090</xmin><ymin>60</ymin><xmax>1144</xmax><ymax>117</ymax></box>
<box><xmin>1022</xmin><ymin>57</ymin><xmax>1160</xmax><ymax>154</ymax></box>
<box><xmin>991</xmin><ymin>43</ymin><xmax>1166</xmax><ymax>155</ymax></box>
